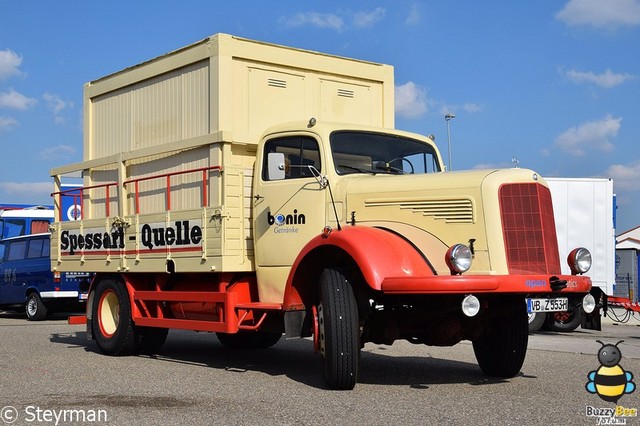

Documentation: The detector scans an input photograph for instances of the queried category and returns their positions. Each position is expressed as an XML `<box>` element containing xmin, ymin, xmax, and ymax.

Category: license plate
<box><xmin>526</xmin><ymin>298</ymin><xmax>568</xmax><ymax>313</ymax></box>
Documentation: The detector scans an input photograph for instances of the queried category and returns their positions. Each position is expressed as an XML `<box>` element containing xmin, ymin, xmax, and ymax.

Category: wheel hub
<box><xmin>313</xmin><ymin>303</ymin><xmax>326</xmax><ymax>356</ymax></box>
<box><xmin>98</xmin><ymin>290</ymin><xmax>120</xmax><ymax>337</ymax></box>
<box><xmin>27</xmin><ymin>297</ymin><xmax>37</xmax><ymax>316</ymax></box>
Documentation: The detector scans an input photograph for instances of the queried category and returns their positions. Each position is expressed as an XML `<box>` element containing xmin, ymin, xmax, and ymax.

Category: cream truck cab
<box><xmin>51</xmin><ymin>34</ymin><xmax>597</xmax><ymax>390</ymax></box>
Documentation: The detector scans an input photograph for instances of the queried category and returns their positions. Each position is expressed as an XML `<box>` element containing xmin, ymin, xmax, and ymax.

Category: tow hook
<box><xmin>549</xmin><ymin>276</ymin><xmax>567</xmax><ymax>291</ymax></box>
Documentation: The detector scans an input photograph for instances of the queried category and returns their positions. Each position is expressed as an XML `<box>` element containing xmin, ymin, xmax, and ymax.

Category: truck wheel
<box><xmin>216</xmin><ymin>331</ymin><xmax>282</xmax><ymax>349</ymax></box>
<box><xmin>139</xmin><ymin>327</ymin><xmax>169</xmax><ymax>355</ymax></box>
<box><xmin>473</xmin><ymin>301</ymin><xmax>528</xmax><ymax>377</ymax></box>
<box><xmin>547</xmin><ymin>309</ymin><xmax>582</xmax><ymax>332</ymax></box>
<box><xmin>317</xmin><ymin>268</ymin><xmax>360</xmax><ymax>390</ymax></box>
<box><xmin>92</xmin><ymin>278</ymin><xmax>141</xmax><ymax>356</ymax></box>
<box><xmin>26</xmin><ymin>292</ymin><xmax>48</xmax><ymax>321</ymax></box>
<box><xmin>527</xmin><ymin>312</ymin><xmax>546</xmax><ymax>334</ymax></box>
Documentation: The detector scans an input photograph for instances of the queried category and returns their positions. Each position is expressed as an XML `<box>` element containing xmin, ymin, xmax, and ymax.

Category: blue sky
<box><xmin>0</xmin><ymin>1</ymin><xmax>639</xmax><ymax>233</ymax></box>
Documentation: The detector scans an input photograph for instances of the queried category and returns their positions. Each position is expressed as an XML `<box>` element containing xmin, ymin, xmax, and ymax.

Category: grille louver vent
<box><xmin>268</xmin><ymin>79</ymin><xmax>287</xmax><ymax>89</ymax></box>
<box><xmin>337</xmin><ymin>89</ymin><xmax>355</xmax><ymax>98</ymax></box>
<box><xmin>365</xmin><ymin>198</ymin><xmax>474</xmax><ymax>223</ymax></box>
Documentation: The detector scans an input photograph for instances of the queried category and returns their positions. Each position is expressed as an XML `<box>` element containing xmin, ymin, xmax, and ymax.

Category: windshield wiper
<box><xmin>337</xmin><ymin>164</ymin><xmax>377</xmax><ymax>175</ymax></box>
<box><xmin>372</xmin><ymin>161</ymin><xmax>404</xmax><ymax>174</ymax></box>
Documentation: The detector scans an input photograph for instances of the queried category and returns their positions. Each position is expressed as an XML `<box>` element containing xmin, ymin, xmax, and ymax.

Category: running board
<box><xmin>132</xmin><ymin>290</ymin><xmax>282</xmax><ymax>333</ymax></box>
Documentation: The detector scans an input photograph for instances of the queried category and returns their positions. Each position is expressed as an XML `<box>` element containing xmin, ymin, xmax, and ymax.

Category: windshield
<box><xmin>330</xmin><ymin>131</ymin><xmax>441</xmax><ymax>175</ymax></box>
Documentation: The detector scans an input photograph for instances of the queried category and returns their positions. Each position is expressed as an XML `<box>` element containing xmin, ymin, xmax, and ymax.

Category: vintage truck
<box><xmin>51</xmin><ymin>34</ymin><xmax>596</xmax><ymax>390</ymax></box>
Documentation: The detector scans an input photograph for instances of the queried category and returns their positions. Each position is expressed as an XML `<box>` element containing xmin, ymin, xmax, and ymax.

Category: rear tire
<box><xmin>473</xmin><ymin>301</ymin><xmax>528</xmax><ymax>377</ymax></box>
<box><xmin>527</xmin><ymin>312</ymin><xmax>546</xmax><ymax>334</ymax></box>
<box><xmin>92</xmin><ymin>278</ymin><xmax>141</xmax><ymax>356</ymax></box>
<box><xmin>26</xmin><ymin>292</ymin><xmax>48</xmax><ymax>321</ymax></box>
<box><xmin>547</xmin><ymin>308</ymin><xmax>582</xmax><ymax>332</ymax></box>
<box><xmin>216</xmin><ymin>331</ymin><xmax>282</xmax><ymax>349</ymax></box>
<box><xmin>317</xmin><ymin>268</ymin><xmax>360</xmax><ymax>390</ymax></box>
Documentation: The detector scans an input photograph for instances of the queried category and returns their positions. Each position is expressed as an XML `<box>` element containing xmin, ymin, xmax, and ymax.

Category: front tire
<box><xmin>473</xmin><ymin>301</ymin><xmax>528</xmax><ymax>377</ymax></box>
<box><xmin>26</xmin><ymin>292</ymin><xmax>48</xmax><ymax>321</ymax></box>
<box><xmin>317</xmin><ymin>268</ymin><xmax>360</xmax><ymax>390</ymax></box>
<box><xmin>92</xmin><ymin>278</ymin><xmax>141</xmax><ymax>356</ymax></box>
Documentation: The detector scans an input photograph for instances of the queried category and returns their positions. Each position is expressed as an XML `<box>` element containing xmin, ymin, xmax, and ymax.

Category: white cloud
<box><xmin>0</xmin><ymin>181</ymin><xmax>51</xmax><ymax>197</ymax></box>
<box><xmin>279</xmin><ymin>12</ymin><xmax>345</xmax><ymax>31</ymax></box>
<box><xmin>406</xmin><ymin>3</ymin><xmax>422</xmax><ymax>25</ymax></box>
<box><xmin>555</xmin><ymin>114</ymin><xmax>621</xmax><ymax>156</ymax></box>
<box><xmin>463</xmin><ymin>103</ymin><xmax>482</xmax><ymax>113</ymax></box>
<box><xmin>43</xmin><ymin>93</ymin><xmax>74</xmax><ymax>124</ymax></box>
<box><xmin>0</xmin><ymin>88</ymin><xmax>37</xmax><ymax>111</ymax></box>
<box><xmin>606</xmin><ymin>161</ymin><xmax>640</xmax><ymax>191</ymax></box>
<box><xmin>280</xmin><ymin>8</ymin><xmax>388</xmax><ymax>31</ymax></box>
<box><xmin>473</xmin><ymin>163</ymin><xmax>497</xmax><ymax>170</ymax></box>
<box><xmin>0</xmin><ymin>116</ymin><xmax>18</xmax><ymax>132</ymax></box>
<box><xmin>0</xmin><ymin>49</ymin><xmax>23</xmax><ymax>81</ymax></box>
<box><xmin>565</xmin><ymin>68</ymin><xmax>636</xmax><ymax>88</ymax></box>
<box><xmin>556</xmin><ymin>0</ymin><xmax>640</xmax><ymax>29</ymax></box>
<box><xmin>472</xmin><ymin>161</ymin><xmax>515</xmax><ymax>170</ymax></box>
<box><xmin>39</xmin><ymin>144</ymin><xmax>76</xmax><ymax>160</ymax></box>
<box><xmin>395</xmin><ymin>81</ymin><xmax>428</xmax><ymax>119</ymax></box>
<box><xmin>353</xmin><ymin>8</ymin><xmax>386</xmax><ymax>28</ymax></box>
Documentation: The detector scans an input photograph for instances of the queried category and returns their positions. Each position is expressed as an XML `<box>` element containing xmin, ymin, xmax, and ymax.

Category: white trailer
<box><xmin>527</xmin><ymin>177</ymin><xmax>615</xmax><ymax>332</ymax></box>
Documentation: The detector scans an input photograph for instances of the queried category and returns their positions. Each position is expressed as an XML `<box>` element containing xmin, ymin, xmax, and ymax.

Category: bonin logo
<box><xmin>267</xmin><ymin>210</ymin><xmax>305</xmax><ymax>226</ymax></box>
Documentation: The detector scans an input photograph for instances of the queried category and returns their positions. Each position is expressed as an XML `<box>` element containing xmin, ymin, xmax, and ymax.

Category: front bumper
<box><xmin>381</xmin><ymin>273</ymin><xmax>591</xmax><ymax>295</ymax></box>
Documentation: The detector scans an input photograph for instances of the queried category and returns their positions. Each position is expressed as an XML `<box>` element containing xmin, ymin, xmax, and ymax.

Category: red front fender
<box><xmin>283</xmin><ymin>226</ymin><xmax>433</xmax><ymax>309</ymax></box>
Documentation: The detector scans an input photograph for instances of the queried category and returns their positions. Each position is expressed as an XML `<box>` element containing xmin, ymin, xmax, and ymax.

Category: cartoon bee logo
<box><xmin>586</xmin><ymin>340</ymin><xmax>635</xmax><ymax>403</ymax></box>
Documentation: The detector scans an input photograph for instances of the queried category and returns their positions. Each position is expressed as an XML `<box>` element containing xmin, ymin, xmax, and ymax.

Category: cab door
<box><xmin>253</xmin><ymin>135</ymin><xmax>326</xmax><ymax>302</ymax></box>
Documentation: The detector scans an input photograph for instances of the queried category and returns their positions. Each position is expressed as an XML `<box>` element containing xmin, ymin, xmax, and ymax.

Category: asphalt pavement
<box><xmin>0</xmin><ymin>310</ymin><xmax>639</xmax><ymax>425</ymax></box>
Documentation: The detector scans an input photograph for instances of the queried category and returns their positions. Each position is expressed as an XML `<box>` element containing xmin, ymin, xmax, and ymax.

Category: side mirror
<box><xmin>267</xmin><ymin>152</ymin><xmax>286</xmax><ymax>181</ymax></box>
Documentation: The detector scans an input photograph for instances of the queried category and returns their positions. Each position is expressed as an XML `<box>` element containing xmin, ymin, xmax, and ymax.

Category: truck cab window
<box><xmin>330</xmin><ymin>131</ymin><xmax>441</xmax><ymax>175</ymax></box>
<box><xmin>263</xmin><ymin>136</ymin><xmax>321</xmax><ymax>180</ymax></box>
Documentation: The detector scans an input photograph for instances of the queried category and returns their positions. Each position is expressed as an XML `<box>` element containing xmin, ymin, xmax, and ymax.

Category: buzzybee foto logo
<box><xmin>585</xmin><ymin>340</ymin><xmax>637</xmax><ymax>425</ymax></box>
<box><xmin>586</xmin><ymin>341</ymin><xmax>635</xmax><ymax>403</ymax></box>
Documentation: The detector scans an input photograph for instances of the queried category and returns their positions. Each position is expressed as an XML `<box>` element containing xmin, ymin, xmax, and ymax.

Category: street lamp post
<box><xmin>445</xmin><ymin>113</ymin><xmax>455</xmax><ymax>171</ymax></box>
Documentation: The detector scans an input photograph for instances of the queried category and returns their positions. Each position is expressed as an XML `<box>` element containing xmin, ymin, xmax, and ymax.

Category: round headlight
<box><xmin>582</xmin><ymin>294</ymin><xmax>596</xmax><ymax>314</ymax></box>
<box><xmin>568</xmin><ymin>247</ymin><xmax>592</xmax><ymax>274</ymax></box>
<box><xmin>445</xmin><ymin>244</ymin><xmax>473</xmax><ymax>274</ymax></box>
<box><xmin>462</xmin><ymin>294</ymin><xmax>481</xmax><ymax>317</ymax></box>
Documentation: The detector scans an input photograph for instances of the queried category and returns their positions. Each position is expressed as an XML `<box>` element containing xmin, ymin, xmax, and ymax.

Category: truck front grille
<box><xmin>499</xmin><ymin>183</ymin><xmax>561</xmax><ymax>274</ymax></box>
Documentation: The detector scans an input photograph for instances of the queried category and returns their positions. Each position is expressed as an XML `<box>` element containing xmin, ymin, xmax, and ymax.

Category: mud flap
<box><xmin>581</xmin><ymin>309</ymin><xmax>601</xmax><ymax>331</ymax></box>
<box><xmin>284</xmin><ymin>309</ymin><xmax>309</xmax><ymax>338</ymax></box>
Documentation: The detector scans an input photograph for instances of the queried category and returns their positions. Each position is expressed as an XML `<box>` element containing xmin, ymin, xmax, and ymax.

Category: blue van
<box><xmin>0</xmin><ymin>207</ymin><xmax>54</xmax><ymax>240</ymax></box>
<box><xmin>0</xmin><ymin>233</ymin><xmax>90</xmax><ymax>320</ymax></box>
